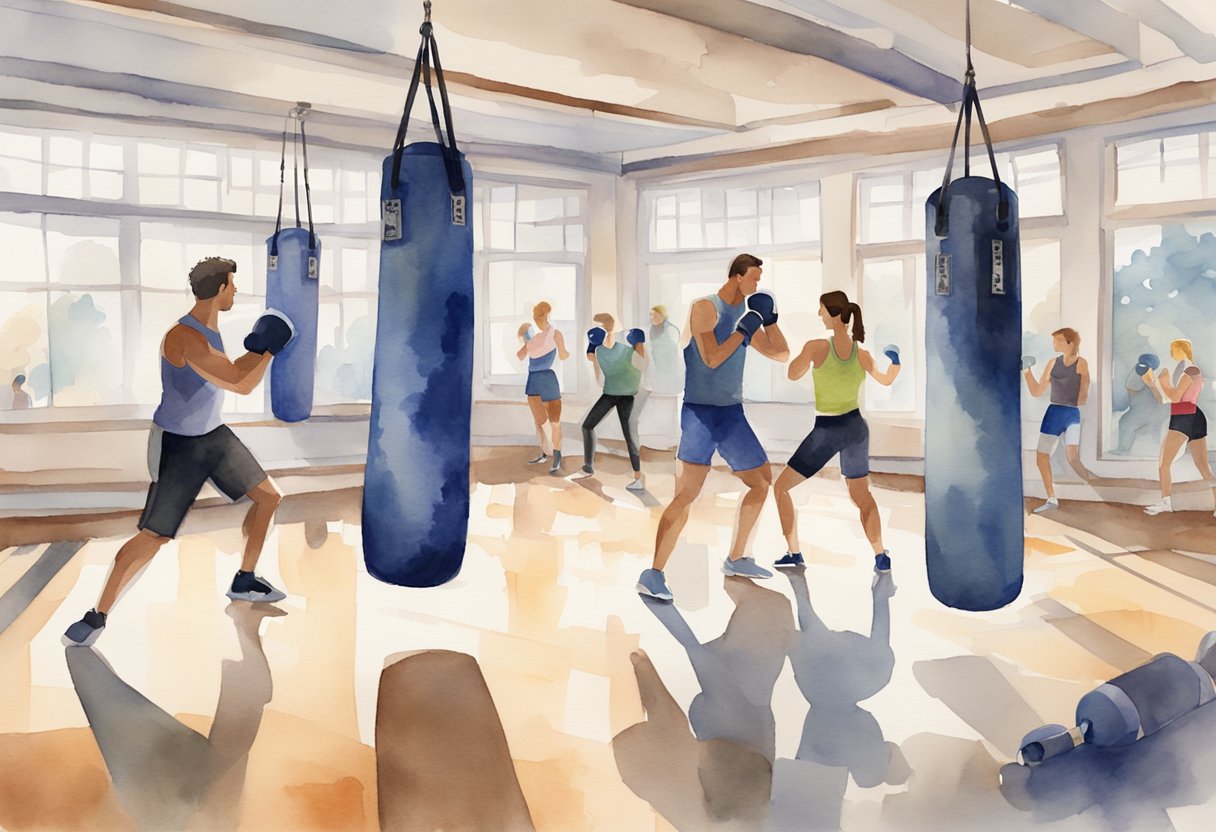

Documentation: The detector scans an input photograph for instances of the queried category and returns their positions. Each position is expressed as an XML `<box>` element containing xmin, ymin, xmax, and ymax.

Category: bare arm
<box><xmin>788</xmin><ymin>340</ymin><xmax>828</xmax><ymax>382</ymax></box>
<box><xmin>1159</xmin><ymin>369</ymin><xmax>1193</xmax><ymax>403</ymax></box>
<box><xmin>1077</xmin><ymin>358</ymin><xmax>1090</xmax><ymax>407</ymax></box>
<box><xmin>554</xmin><ymin>330</ymin><xmax>570</xmax><ymax>361</ymax></box>
<box><xmin>516</xmin><ymin>344</ymin><xmax>528</xmax><ymax>360</ymax></box>
<box><xmin>631</xmin><ymin>342</ymin><xmax>648</xmax><ymax>371</ymax></box>
<box><xmin>1024</xmin><ymin>358</ymin><xmax>1054</xmax><ymax>398</ymax></box>
<box><xmin>175</xmin><ymin>326</ymin><xmax>270</xmax><ymax>395</ymax></box>
<box><xmin>859</xmin><ymin>348</ymin><xmax>901</xmax><ymax>386</ymax></box>
<box><xmin>749</xmin><ymin>322</ymin><xmax>790</xmax><ymax>363</ymax></box>
<box><xmin>690</xmin><ymin>299</ymin><xmax>744</xmax><ymax>369</ymax></box>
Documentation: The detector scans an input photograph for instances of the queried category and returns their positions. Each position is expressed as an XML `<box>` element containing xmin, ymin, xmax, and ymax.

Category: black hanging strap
<box><xmin>934</xmin><ymin>0</ymin><xmax>1008</xmax><ymax>237</ymax></box>
<box><xmin>390</xmin><ymin>3</ymin><xmax>465</xmax><ymax>195</ymax></box>
<box><xmin>272</xmin><ymin>105</ymin><xmax>317</xmax><ymax>255</ymax></box>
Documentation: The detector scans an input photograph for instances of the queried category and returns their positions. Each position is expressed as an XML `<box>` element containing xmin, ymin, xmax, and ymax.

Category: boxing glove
<box><xmin>244</xmin><ymin>310</ymin><xmax>295</xmax><ymax>355</ymax></box>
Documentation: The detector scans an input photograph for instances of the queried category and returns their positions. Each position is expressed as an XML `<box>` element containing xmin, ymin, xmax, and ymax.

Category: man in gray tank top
<box><xmin>64</xmin><ymin>258</ymin><xmax>294</xmax><ymax>647</ymax></box>
<box><xmin>1022</xmin><ymin>327</ymin><xmax>1092</xmax><ymax>514</ymax></box>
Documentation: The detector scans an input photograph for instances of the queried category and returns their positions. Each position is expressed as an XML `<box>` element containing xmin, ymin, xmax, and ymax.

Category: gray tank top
<box><xmin>683</xmin><ymin>294</ymin><xmax>746</xmax><ymax>407</ymax></box>
<box><xmin>1050</xmin><ymin>356</ymin><xmax>1081</xmax><ymax>406</ymax></box>
<box><xmin>152</xmin><ymin>315</ymin><xmax>225</xmax><ymax>436</ymax></box>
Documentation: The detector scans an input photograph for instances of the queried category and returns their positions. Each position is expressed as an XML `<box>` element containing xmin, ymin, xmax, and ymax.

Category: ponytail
<box><xmin>819</xmin><ymin>290</ymin><xmax>865</xmax><ymax>343</ymax></box>
<box><xmin>847</xmin><ymin>302</ymin><xmax>865</xmax><ymax>343</ymax></box>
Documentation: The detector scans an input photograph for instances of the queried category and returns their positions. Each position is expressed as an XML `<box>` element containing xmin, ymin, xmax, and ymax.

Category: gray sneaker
<box><xmin>625</xmin><ymin>476</ymin><xmax>645</xmax><ymax>492</ymax></box>
<box><xmin>636</xmin><ymin>568</ymin><xmax>673</xmax><ymax>601</ymax></box>
<box><xmin>722</xmin><ymin>557</ymin><xmax>773</xmax><ymax>579</ymax></box>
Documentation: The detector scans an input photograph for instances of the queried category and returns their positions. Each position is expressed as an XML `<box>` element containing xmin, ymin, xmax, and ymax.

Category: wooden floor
<box><xmin>2</xmin><ymin>446</ymin><xmax>1216</xmax><ymax>831</ymax></box>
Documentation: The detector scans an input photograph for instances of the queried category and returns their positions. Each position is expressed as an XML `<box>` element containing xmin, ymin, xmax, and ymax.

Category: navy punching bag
<box><xmin>362</xmin><ymin>12</ymin><xmax>474</xmax><ymax>587</ymax></box>
<box><xmin>924</xmin><ymin>46</ymin><xmax>1023</xmax><ymax>610</ymax></box>
<box><xmin>267</xmin><ymin>109</ymin><xmax>320</xmax><ymax>423</ymax></box>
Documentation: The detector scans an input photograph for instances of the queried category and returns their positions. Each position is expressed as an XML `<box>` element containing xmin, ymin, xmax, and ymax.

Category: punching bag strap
<box><xmin>934</xmin><ymin>0</ymin><xmax>1008</xmax><ymax>236</ymax></box>
<box><xmin>390</xmin><ymin>2</ymin><xmax>465</xmax><ymax>196</ymax></box>
<box><xmin>299</xmin><ymin>120</ymin><xmax>317</xmax><ymax>249</ymax></box>
<box><xmin>272</xmin><ymin>116</ymin><xmax>290</xmax><ymax>257</ymax></box>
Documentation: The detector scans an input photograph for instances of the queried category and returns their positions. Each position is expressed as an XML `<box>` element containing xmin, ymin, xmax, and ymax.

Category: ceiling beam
<box><xmin>1102</xmin><ymin>0</ymin><xmax>1216</xmax><ymax>62</ymax></box>
<box><xmin>622</xmin><ymin>77</ymin><xmax>1216</xmax><ymax>176</ymax></box>
<box><xmin>1011</xmin><ymin>0</ymin><xmax>1141</xmax><ymax>61</ymax></box>
<box><xmin>614</xmin><ymin>0</ymin><xmax>959</xmax><ymax>104</ymax></box>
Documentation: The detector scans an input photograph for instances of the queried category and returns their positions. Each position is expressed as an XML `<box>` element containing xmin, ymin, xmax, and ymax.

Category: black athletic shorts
<box><xmin>1168</xmin><ymin>409</ymin><xmax>1208</xmax><ymax>442</ymax></box>
<box><xmin>138</xmin><ymin>425</ymin><xmax>267</xmax><ymax>538</ymax></box>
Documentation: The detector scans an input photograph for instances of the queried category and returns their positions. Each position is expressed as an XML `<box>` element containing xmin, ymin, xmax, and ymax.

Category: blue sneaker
<box><xmin>774</xmin><ymin>551</ymin><xmax>805</xmax><ymax>569</ymax></box>
<box><xmin>62</xmin><ymin>609</ymin><xmax>106</xmax><ymax>647</ymax></box>
<box><xmin>636</xmin><ymin>568</ymin><xmax>673</xmax><ymax>601</ymax></box>
<box><xmin>226</xmin><ymin>571</ymin><xmax>287</xmax><ymax>603</ymax></box>
<box><xmin>874</xmin><ymin>552</ymin><xmax>892</xmax><ymax>573</ymax></box>
<box><xmin>722</xmin><ymin>557</ymin><xmax>773</xmax><ymax>579</ymax></box>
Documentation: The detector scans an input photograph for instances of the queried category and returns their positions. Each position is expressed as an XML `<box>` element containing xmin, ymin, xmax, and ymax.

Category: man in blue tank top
<box><xmin>64</xmin><ymin>258</ymin><xmax>293</xmax><ymax>647</ymax></box>
<box><xmin>637</xmin><ymin>254</ymin><xmax>790</xmax><ymax>602</ymax></box>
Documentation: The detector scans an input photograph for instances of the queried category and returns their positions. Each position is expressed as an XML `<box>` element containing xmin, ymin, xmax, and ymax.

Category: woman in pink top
<box><xmin>516</xmin><ymin>301</ymin><xmax>569</xmax><ymax>474</ymax></box>
<box><xmin>1142</xmin><ymin>339</ymin><xmax>1216</xmax><ymax>516</ymax></box>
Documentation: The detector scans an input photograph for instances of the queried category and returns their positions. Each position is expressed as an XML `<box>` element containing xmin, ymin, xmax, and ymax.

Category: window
<box><xmin>651</xmin><ymin>183</ymin><xmax>820</xmax><ymax>252</ymax></box>
<box><xmin>1114</xmin><ymin>132</ymin><xmax>1213</xmax><ymax>206</ymax></box>
<box><xmin>0</xmin><ymin>123</ymin><xmax>383</xmax><ymax>415</ymax></box>
<box><xmin>1107</xmin><ymin>222</ymin><xmax>1216</xmax><ymax>456</ymax></box>
<box><xmin>477</xmin><ymin>181</ymin><xmax>587</xmax><ymax>390</ymax></box>
<box><xmin>858</xmin><ymin>145</ymin><xmax>1063</xmax><ymax>245</ymax></box>
<box><xmin>860</xmin><ymin>256</ymin><xmax>922</xmax><ymax>413</ymax></box>
<box><xmin>642</xmin><ymin>178</ymin><xmax>822</xmax><ymax>403</ymax></box>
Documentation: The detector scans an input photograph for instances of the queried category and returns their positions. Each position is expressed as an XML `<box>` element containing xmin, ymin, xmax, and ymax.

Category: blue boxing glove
<box><xmin>586</xmin><ymin>326</ymin><xmax>607</xmax><ymax>354</ymax></box>
<box><xmin>735</xmin><ymin>310</ymin><xmax>763</xmax><ymax>346</ymax></box>
<box><xmin>518</xmin><ymin>322</ymin><xmax>534</xmax><ymax>343</ymax></box>
<box><xmin>244</xmin><ymin>310</ymin><xmax>295</xmax><ymax>355</ymax></box>
<box><xmin>1138</xmin><ymin>352</ymin><xmax>1160</xmax><ymax>371</ymax></box>
<box><xmin>1021</xmin><ymin>355</ymin><xmax>1036</xmax><ymax>371</ymax></box>
<box><xmin>1134</xmin><ymin>361</ymin><xmax>1149</xmax><ymax>376</ymax></box>
<box><xmin>746</xmin><ymin>290</ymin><xmax>778</xmax><ymax>326</ymax></box>
<box><xmin>626</xmin><ymin>328</ymin><xmax>646</xmax><ymax>346</ymax></box>
<box><xmin>882</xmin><ymin>344</ymin><xmax>901</xmax><ymax>366</ymax></box>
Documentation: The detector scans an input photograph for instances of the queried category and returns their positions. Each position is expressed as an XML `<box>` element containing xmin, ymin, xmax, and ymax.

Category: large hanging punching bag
<box><xmin>267</xmin><ymin>107</ymin><xmax>320</xmax><ymax>423</ymax></box>
<box><xmin>363</xmin><ymin>7</ymin><xmax>474</xmax><ymax>587</ymax></box>
<box><xmin>924</xmin><ymin>15</ymin><xmax>1023</xmax><ymax>611</ymax></box>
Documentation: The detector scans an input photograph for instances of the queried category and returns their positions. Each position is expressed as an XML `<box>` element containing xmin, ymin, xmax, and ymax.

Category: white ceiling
<box><xmin>3</xmin><ymin>0</ymin><xmax>1216</xmax><ymax>171</ymax></box>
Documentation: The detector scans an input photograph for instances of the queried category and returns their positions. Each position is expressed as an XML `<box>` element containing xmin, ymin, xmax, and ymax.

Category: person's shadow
<box><xmin>770</xmin><ymin>569</ymin><xmax>907</xmax><ymax>831</ymax></box>
<box><xmin>66</xmin><ymin>603</ymin><xmax>283</xmax><ymax>830</ymax></box>
<box><xmin>613</xmin><ymin>577</ymin><xmax>794</xmax><ymax>828</ymax></box>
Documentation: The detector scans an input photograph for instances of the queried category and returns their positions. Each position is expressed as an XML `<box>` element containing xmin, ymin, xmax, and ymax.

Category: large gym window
<box><xmin>641</xmin><ymin>176</ymin><xmax>823</xmax><ymax>404</ymax></box>
<box><xmin>475</xmin><ymin>181</ymin><xmax>587</xmax><ymax>392</ymax></box>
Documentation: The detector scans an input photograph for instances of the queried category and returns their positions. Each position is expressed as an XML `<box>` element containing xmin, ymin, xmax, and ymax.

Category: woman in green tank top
<box><xmin>771</xmin><ymin>291</ymin><xmax>902</xmax><ymax>576</ymax></box>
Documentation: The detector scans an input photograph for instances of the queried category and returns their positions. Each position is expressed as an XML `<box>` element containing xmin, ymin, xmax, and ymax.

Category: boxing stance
<box><xmin>637</xmin><ymin>253</ymin><xmax>789</xmax><ymax>602</ymax></box>
<box><xmin>1142</xmin><ymin>339</ymin><xmax>1216</xmax><ymax>516</ymax></box>
<box><xmin>517</xmin><ymin>301</ymin><xmax>569</xmax><ymax>475</ymax></box>
<box><xmin>581</xmin><ymin>313</ymin><xmax>647</xmax><ymax>491</ymax></box>
<box><xmin>772</xmin><ymin>291</ymin><xmax>900</xmax><ymax>574</ymax></box>
<box><xmin>64</xmin><ymin>258</ymin><xmax>290</xmax><ymax>647</ymax></box>
<box><xmin>1023</xmin><ymin>328</ymin><xmax>1091</xmax><ymax>514</ymax></box>
<box><xmin>1113</xmin><ymin>353</ymin><xmax>1165</xmax><ymax>455</ymax></box>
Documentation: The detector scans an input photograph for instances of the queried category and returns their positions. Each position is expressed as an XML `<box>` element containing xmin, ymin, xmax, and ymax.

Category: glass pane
<box><xmin>47</xmin><ymin>167</ymin><xmax>84</xmax><ymax>199</ymax></box>
<box><xmin>316</xmin><ymin>300</ymin><xmax>375</xmax><ymax>403</ymax></box>
<box><xmin>0</xmin><ymin>213</ymin><xmax>47</xmax><ymax>284</ymax></box>
<box><xmin>0</xmin><ymin>291</ymin><xmax>50</xmax><ymax>409</ymax></box>
<box><xmin>1109</xmin><ymin>221</ymin><xmax>1216</xmax><ymax>456</ymax></box>
<box><xmin>1020</xmin><ymin>240</ymin><xmax>1062</xmax><ymax>424</ymax></box>
<box><xmin>46</xmin><ymin>217</ymin><xmax>121</xmax><ymax>286</ymax></box>
<box><xmin>48</xmin><ymin>137</ymin><xmax>82</xmax><ymax>167</ymax></box>
<box><xmin>90</xmin><ymin>142</ymin><xmax>124</xmax><ymax>171</ymax></box>
<box><xmin>862</xmin><ymin>258</ymin><xmax>917</xmax><ymax>412</ymax></box>
<box><xmin>0</xmin><ymin>131</ymin><xmax>41</xmax><ymax>161</ymax></box>
<box><xmin>185</xmin><ymin>149</ymin><xmax>218</xmax><ymax>177</ymax></box>
<box><xmin>183</xmin><ymin>179</ymin><xmax>219</xmax><ymax>212</ymax></box>
<box><xmin>139</xmin><ymin>143</ymin><xmax>181</xmax><ymax>176</ymax></box>
<box><xmin>0</xmin><ymin>157</ymin><xmax>42</xmax><ymax>194</ymax></box>
<box><xmin>133</xmin><ymin>291</ymin><xmax>190</xmax><ymax>404</ymax></box>
<box><xmin>49</xmin><ymin>290</ymin><xmax>124</xmax><ymax>406</ymax></box>
<box><xmin>90</xmin><ymin>170</ymin><xmax>123</xmax><ymax>200</ymax></box>
<box><xmin>139</xmin><ymin>176</ymin><xmax>181</xmax><ymax>206</ymax></box>
<box><xmin>340</xmin><ymin>247</ymin><xmax>371</xmax><ymax>293</ymax></box>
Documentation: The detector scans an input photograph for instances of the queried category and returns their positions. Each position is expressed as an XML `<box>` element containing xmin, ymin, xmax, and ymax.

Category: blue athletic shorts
<box><xmin>1040</xmin><ymin>404</ymin><xmax>1081</xmax><ymax>437</ymax></box>
<box><xmin>677</xmin><ymin>403</ymin><xmax>767</xmax><ymax>472</ymax></box>
<box><xmin>787</xmin><ymin>409</ymin><xmax>870</xmax><ymax>479</ymax></box>
<box><xmin>525</xmin><ymin>369</ymin><xmax>561</xmax><ymax>402</ymax></box>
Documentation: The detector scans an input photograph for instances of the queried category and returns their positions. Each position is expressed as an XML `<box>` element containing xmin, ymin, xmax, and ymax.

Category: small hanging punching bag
<box><xmin>362</xmin><ymin>9</ymin><xmax>474</xmax><ymax>587</ymax></box>
<box><xmin>924</xmin><ymin>24</ymin><xmax>1023</xmax><ymax>611</ymax></box>
<box><xmin>266</xmin><ymin>108</ymin><xmax>320</xmax><ymax>423</ymax></box>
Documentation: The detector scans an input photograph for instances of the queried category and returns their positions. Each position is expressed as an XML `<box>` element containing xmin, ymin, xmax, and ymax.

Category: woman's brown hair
<box><xmin>819</xmin><ymin>290</ymin><xmax>865</xmax><ymax>343</ymax></box>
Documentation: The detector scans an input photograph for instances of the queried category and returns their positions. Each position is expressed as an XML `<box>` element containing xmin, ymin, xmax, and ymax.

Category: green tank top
<box><xmin>597</xmin><ymin>340</ymin><xmax>642</xmax><ymax>396</ymax></box>
<box><xmin>812</xmin><ymin>339</ymin><xmax>864</xmax><ymax>414</ymax></box>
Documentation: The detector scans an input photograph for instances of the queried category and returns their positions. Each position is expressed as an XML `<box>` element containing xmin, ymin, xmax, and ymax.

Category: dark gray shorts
<box><xmin>138</xmin><ymin>425</ymin><xmax>267</xmax><ymax>538</ymax></box>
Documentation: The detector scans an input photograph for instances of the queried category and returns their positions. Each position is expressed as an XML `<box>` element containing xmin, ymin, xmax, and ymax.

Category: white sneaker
<box><xmin>1144</xmin><ymin>498</ymin><xmax>1172</xmax><ymax>516</ymax></box>
<box><xmin>625</xmin><ymin>476</ymin><xmax>645</xmax><ymax>492</ymax></box>
<box><xmin>1032</xmin><ymin>498</ymin><xmax>1059</xmax><ymax>514</ymax></box>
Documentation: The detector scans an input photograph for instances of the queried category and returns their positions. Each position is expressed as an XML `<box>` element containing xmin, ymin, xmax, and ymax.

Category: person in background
<box><xmin>10</xmin><ymin>373</ymin><xmax>32</xmax><ymax>409</ymax></box>
<box><xmin>581</xmin><ymin>313</ymin><xmax>647</xmax><ymax>491</ymax></box>
<box><xmin>517</xmin><ymin>301</ymin><xmax>570</xmax><ymax>475</ymax></box>
<box><xmin>649</xmin><ymin>305</ymin><xmax>682</xmax><ymax>395</ymax></box>
<box><xmin>1142</xmin><ymin>338</ymin><xmax>1216</xmax><ymax>517</ymax></box>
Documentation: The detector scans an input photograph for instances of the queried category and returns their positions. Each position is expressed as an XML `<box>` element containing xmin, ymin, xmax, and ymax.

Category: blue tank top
<box><xmin>683</xmin><ymin>294</ymin><xmax>746</xmax><ymax>406</ymax></box>
<box><xmin>153</xmin><ymin>315</ymin><xmax>226</xmax><ymax>436</ymax></box>
<box><xmin>528</xmin><ymin>349</ymin><xmax>556</xmax><ymax>372</ymax></box>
